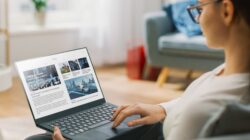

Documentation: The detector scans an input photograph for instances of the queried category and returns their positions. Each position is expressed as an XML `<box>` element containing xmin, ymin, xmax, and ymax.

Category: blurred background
<box><xmin>0</xmin><ymin>0</ymin><xmax>162</xmax><ymax>68</ymax></box>
<box><xmin>0</xmin><ymin>0</ymin><xmax>224</xmax><ymax>139</ymax></box>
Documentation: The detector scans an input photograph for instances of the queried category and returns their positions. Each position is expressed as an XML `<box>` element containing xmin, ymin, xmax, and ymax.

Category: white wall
<box><xmin>7</xmin><ymin>24</ymin><xmax>80</xmax><ymax>76</ymax></box>
<box><xmin>0</xmin><ymin>35</ymin><xmax>5</xmax><ymax>65</ymax></box>
<box><xmin>132</xmin><ymin>0</ymin><xmax>162</xmax><ymax>40</ymax></box>
<box><xmin>0</xmin><ymin>0</ymin><xmax>163</xmax><ymax>76</ymax></box>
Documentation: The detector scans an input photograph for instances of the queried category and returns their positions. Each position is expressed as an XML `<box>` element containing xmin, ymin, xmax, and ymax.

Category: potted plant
<box><xmin>32</xmin><ymin>0</ymin><xmax>47</xmax><ymax>26</ymax></box>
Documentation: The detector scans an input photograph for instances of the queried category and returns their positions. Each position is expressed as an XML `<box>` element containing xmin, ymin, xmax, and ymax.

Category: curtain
<box><xmin>0</xmin><ymin>0</ymin><xmax>6</xmax><ymax>65</ymax></box>
<box><xmin>72</xmin><ymin>0</ymin><xmax>161</xmax><ymax>66</ymax></box>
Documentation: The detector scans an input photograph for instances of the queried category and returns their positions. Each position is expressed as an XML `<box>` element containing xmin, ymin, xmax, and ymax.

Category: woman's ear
<box><xmin>220</xmin><ymin>0</ymin><xmax>235</xmax><ymax>26</ymax></box>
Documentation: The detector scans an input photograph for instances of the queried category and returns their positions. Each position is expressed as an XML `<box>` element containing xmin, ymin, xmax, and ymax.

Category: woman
<box><xmin>110</xmin><ymin>0</ymin><xmax>250</xmax><ymax>139</ymax></box>
<box><xmin>30</xmin><ymin>0</ymin><xmax>250</xmax><ymax>139</ymax></box>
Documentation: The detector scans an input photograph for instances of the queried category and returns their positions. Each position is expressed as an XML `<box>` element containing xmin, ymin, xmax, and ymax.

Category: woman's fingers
<box><xmin>127</xmin><ymin>117</ymin><xmax>150</xmax><ymax>127</ymax></box>
<box><xmin>111</xmin><ymin>105</ymin><xmax>128</xmax><ymax>121</ymax></box>
<box><xmin>112</xmin><ymin>105</ymin><xmax>142</xmax><ymax>128</ymax></box>
<box><xmin>53</xmin><ymin>127</ymin><xmax>65</xmax><ymax>140</ymax></box>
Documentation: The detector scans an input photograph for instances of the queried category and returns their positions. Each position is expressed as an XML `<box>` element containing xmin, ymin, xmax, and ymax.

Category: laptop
<box><xmin>15</xmin><ymin>48</ymin><xmax>140</xmax><ymax>140</ymax></box>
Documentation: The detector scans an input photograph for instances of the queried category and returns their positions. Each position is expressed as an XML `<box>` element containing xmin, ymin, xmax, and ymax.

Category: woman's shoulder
<box><xmin>183</xmin><ymin>64</ymin><xmax>225</xmax><ymax>93</ymax></box>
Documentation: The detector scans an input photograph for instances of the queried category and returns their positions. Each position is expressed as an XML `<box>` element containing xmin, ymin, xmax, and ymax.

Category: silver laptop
<box><xmin>15</xmin><ymin>48</ymin><xmax>140</xmax><ymax>140</ymax></box>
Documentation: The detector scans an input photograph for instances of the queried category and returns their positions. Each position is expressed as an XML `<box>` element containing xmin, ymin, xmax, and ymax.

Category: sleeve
<box><xmin>159</xmin><ymin>97</ymin><xmax>180</xmax><ymax>114</ymax></box>
<box><xmin>166</xmin><ymin>99</ymin><xmax>222</xmax><ymax>140</ymax></box>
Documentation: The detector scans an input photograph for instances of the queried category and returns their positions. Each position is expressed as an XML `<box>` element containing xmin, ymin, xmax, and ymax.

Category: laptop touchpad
<box><xmin>96</xmin><ymin>122</ymin><xmax>131</xmax><ymax>135</ymax></box>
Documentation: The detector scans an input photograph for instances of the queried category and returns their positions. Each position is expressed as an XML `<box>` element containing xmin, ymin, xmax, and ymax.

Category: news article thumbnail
<box><xmin>68</xmin><ymin>60</ymin><xmax>80</xmax><ymax>71</ymax></box>
<box><xmin>78</xmin><ymin>57</ymin><xmax>89</xmax><ymax>69</ymax></box>
<box><xmin>65</xmin><ymin>74</ymin><xmax>98</xmax><ymax>100</ymax></box>
<box><xmin>58</xmin><ymin>62</ymin><xmax>71</xmax><ymax>74</ymax></box>
<box><xmin>24</xmin><ymin>65</ymin><xmax>61</xmax><ymax>91</ymax></box>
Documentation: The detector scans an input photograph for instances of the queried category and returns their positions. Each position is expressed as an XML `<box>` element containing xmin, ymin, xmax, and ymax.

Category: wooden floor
<box><xmin>0</xmin><ymin>66</ymin><xmax>196</xmax><ymax>118</ymax></box>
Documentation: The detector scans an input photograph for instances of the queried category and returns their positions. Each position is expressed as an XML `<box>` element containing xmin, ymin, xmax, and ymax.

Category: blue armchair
<box><xmin>144</xmin><ymin>11</ymin><xmax>224</xmax><ymax>86</ymax></box>
<box><xmin>197</xmin><ymin>103</ymin><xmax>250</xmax><ymax>140</ymax></box>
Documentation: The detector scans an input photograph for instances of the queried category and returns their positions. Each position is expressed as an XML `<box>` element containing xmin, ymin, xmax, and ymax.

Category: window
<box><xmin>8</xmin><ymin>0</ymin><xmax>94</xmax><ymax>26</ymax></box>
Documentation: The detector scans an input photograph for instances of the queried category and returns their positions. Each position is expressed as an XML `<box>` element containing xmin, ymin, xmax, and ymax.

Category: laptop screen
<box><xmin>16</xmin><ymin>48</ymin><xmax>104</xmax><ymax>119</ymax></box>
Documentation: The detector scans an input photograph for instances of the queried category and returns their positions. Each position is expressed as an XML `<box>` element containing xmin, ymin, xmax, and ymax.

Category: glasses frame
<box><xmin>187</xmin><ymin>0</ymin><xmax>222</xmax><ymax>24</ymax></box>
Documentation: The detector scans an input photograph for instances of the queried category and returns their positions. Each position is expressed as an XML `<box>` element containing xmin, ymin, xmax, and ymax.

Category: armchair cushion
<box><xmin>162</xmin><ymin>0</ymin><xmax>202</xmax><ymax>37</ymax></box>
<box><xmin>158</xmin><ymin>33</ymin><xmax>224</xmax><ymax>59</ymax></box>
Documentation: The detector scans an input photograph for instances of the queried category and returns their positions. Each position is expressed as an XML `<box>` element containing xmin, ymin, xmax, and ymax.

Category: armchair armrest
<box><xmin>143</xmin><ymin>11</ymin><xmax>175</xmax><ymax>66</ymax></box>
<box><xmin>196</xmin><ymin>133</ymin><xmax>250</xmax><ymax>140</ymax></box>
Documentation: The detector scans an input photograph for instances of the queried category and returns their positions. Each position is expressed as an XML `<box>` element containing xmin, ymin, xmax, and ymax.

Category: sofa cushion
<box><xmin>162</xmin><ymin>0</ymin><xmax>202</xmax><ymax>37</ymax></box>
<box><xmin>158</xmin><ymin>33</ymin><xmax>224</xmax><ymax>59</ymax></box>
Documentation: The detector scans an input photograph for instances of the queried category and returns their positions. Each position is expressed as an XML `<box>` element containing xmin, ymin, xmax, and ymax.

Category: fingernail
<box><xmin>112</xmin><ymin>115</ymin><xmax>116</xmax><ymax>120</ymax></box>
<box><xmin>112</xmin><ymin>123</ymin><xmax>116</xmax><ymax>128</ymax></box>
<box><xmin>127</xmin><ymin>122</ymin><xmax>132</xmax><ymax>126</ymax></box>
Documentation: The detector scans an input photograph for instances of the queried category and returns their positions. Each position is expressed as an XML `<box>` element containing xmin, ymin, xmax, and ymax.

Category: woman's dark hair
<box><xmin>231</xmin><ymin>0</ymin><xmax>250</xmax><ymax>26</ymax></box>
<box><xmin>232</xmin><ymin>0</ymin><xmax>250</xmax><ymax>103</ymax></box>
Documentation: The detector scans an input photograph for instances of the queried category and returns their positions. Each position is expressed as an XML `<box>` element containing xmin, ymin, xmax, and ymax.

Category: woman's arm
<box><xmin>166</xmin><ymin>99</ymin><xmax>221</xmax><ymax>140</ymax></box>
<box><xmin>160</xmin><ymin>97</ymin><xmax>181</xmax><ymax>114</ymax></box>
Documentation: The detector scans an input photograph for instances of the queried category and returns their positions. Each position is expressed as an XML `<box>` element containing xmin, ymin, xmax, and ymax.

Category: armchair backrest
<box><xmin>199</xmin><ymin>103</ymin><xmax>250</xmax><ymax>138</ymax></box>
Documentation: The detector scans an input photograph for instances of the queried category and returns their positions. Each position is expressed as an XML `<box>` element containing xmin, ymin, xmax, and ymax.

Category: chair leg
<box><xmin>143</xmin><ymin>64</ymin><xmax>151</xmax><ymax>80</ymax></box>
<box><xmin>183</xmin><ymin>70</ymin><xmax>193</xmax><ymax>89</ymax></box>
<box><xmin>186</xmin><ymin>70</ymin><xmax>193</xmax><ymax>80</ymax></box>
<box><xmin>157</xmin><ymin>67</ymin><xmax>170</xmax><ymax>87</ymax></box>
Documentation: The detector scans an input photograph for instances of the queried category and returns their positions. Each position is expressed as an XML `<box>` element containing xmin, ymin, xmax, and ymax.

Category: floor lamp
<box><xmin>0</xmin><ymin>0</ymin><xmax>12</xmax><ymax>92</ymax></box>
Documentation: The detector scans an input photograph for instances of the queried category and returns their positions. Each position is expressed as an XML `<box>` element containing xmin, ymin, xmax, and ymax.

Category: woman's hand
<box><xmin>51</xmin><ymin>103</ymin><xmax>166</xmax><ymax>139</ymax></box>
<box><xmin>111</xmin><ymin>103</ymin><xmax>166</xmax><ymax>128</ymax></box>
<box><xmin>53</xmin><ymin>127</ymin><xmax>65</xmax><ymax>140</ymax></box>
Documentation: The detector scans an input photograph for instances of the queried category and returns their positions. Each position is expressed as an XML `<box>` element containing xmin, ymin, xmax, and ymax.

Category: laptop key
<box><xmin>60</xmin><ymin>127</ymin><xmax>66</xmax><ymax>131</ymax></box>
<box><xmin>83</xmin><ymin>127</ymin><xmax>89</xmax><ymax>131</ymax></box>
<box><xmin>79</xmin><ymin>129</ymin><xmax>84</xmax><ymax>132</ymax></box>
<box><xmin>69</xmin><ymin>132</ymin><xmax>75</xmax><ymax>136</ymax></box>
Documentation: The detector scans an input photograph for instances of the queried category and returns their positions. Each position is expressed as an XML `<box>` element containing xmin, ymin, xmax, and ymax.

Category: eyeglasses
<box><xmin>187</xmin><ymin>0</ymin><xmax>222</xmax><ymax>24</ymax></box>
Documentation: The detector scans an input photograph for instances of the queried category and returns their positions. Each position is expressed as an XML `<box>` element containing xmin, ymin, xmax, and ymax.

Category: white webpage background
<box><xmin>16</xmin><ymin>48</ymin><xmax>104</xmax><ymax>119</ymax></box>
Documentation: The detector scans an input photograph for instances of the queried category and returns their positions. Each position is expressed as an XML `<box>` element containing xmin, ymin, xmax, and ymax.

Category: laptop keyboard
<box><xmin>48</xmin><ymin>104</ymin><xmax>116</xmax><ymax>136</ymax></box>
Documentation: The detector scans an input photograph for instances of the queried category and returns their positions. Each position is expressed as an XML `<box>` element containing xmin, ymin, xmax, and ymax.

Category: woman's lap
<box><xmin>25</xmin><ymin>123</ymin><xmax>163</xmax><ymax>140</ymax></box>
<box><xmin>25</xmin><ymin>132</ymin><xmax>53</xmax><ymax>140</ymax></box>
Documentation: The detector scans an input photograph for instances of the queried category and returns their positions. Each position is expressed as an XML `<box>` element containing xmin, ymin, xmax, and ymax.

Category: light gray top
<box><xmin>160</xmin><ymin>64</ymin><xmax>250</xmax><ymax>140</ymax></box>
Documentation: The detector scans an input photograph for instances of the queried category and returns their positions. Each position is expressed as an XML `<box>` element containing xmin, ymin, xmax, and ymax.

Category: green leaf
<box><xmin>31</xmin><ymin>0</ymin><xmax>47</xmax><ymax>12</ymax></box>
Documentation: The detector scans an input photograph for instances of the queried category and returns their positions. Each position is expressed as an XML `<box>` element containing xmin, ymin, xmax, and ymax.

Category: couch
<box><xmin>144</xmin><ymin>11</ymin><xmax>224</xmax><ymax>86</ymax></box>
